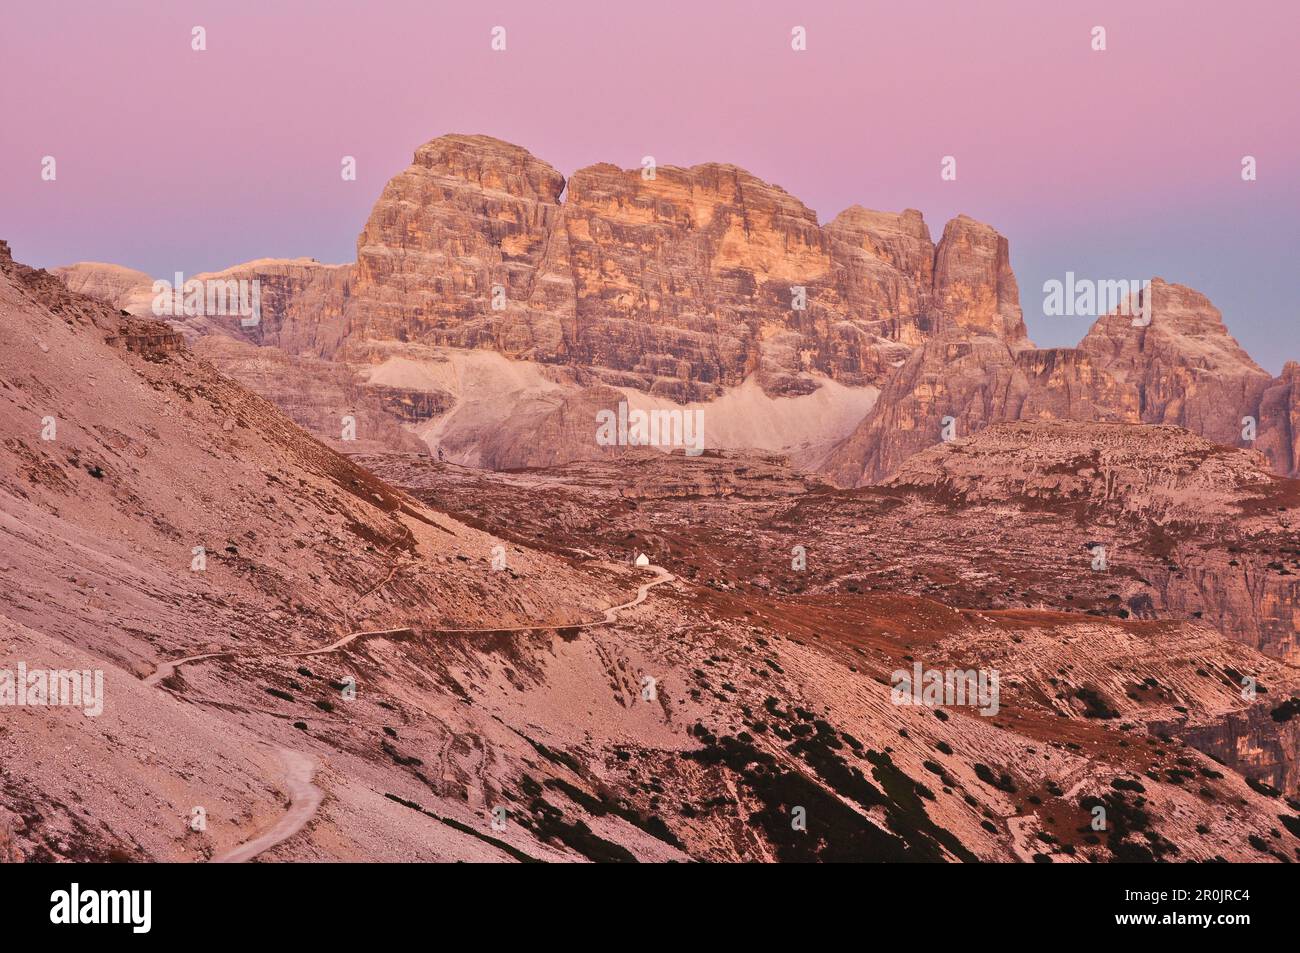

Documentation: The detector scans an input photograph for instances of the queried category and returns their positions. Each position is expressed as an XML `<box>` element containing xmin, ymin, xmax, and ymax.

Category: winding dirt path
<box><xmin>142</xmin><ymin>627</ymin><xmax>412</xmax><ymax>688</ymax></box>
<box><xmin>434</xmin><ymin>564</ymin><xmax>673</xmax><ymax>634</ymax></box>
<box><xmin>210</xmin><ymin>747</ymin><xmax>323</xmax><ymax>864</ymax></box>
<box><xmin>142</xmin><ymin>649</ymin><xmax>231</xmax><ymax>688</ymax></box>
<box><xmin>144</xmin><ymin>567</ymin><xmax>670</xmax><ymax>686</ymax></box>
<box><xmin>142</xmin><ymin>564</ymin><xmax>672</xmax><ymax>862</ymax></box>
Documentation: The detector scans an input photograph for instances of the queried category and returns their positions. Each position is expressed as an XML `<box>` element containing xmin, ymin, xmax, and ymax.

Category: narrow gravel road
<box><xmin>210</xmin><ymin>748</ymin><xmax>323</xmax><ymax>864</ymax></box>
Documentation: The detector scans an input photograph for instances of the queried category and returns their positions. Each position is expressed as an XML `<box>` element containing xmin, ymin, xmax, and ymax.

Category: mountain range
<box><xmin>53</xmin><ymin>134</ymin><xmax>1300</xmax><ymax>484</ymax></box>
<box><xmin>3</xmin><ymin>134</ymin><xmax>1299</xmax><ymax>863</ymax></box>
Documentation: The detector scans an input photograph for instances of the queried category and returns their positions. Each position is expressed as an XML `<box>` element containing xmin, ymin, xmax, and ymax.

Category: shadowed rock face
<box><xmin>887</xmin><ymin>420</ymin><xmax>1278</xmax><ymax>524</ymax></box>
<box><xmin>1256</xmin><ymin>362</ymin><xmax>1300</xmax><ymax>477</ymax></box>
<box><xmin>824</xmin><ymin>279</ymin><xmax>1285</xmax><ymax>486</ymax></box>
<box><xmin>881</xmin><ymin>420</ymin><xmax>1300</xmax><ymax>662</ymax></box>
<box><xmin>821</xmin><ymin>331</ymin><xmax>1027</xmax><ymax>486</ymax></box>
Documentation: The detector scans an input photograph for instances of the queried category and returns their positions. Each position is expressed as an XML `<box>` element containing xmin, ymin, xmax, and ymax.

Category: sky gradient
<box><xmin>2</xmin><ymin>0</ymin><xmax>1297</xmax><ymax>369</ymax></box>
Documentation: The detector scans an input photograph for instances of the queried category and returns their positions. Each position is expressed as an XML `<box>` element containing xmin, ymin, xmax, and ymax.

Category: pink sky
<box><xmin>2</xmin><ymin>0</ymin><xmax>1297</xmax><ymax>366</ymax></box>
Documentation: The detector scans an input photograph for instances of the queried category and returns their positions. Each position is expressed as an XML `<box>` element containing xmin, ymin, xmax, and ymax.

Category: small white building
<box><xmin>634</xmin><ymin>553</ymin><xmax>650</xmax><ymax>567</ymax></box>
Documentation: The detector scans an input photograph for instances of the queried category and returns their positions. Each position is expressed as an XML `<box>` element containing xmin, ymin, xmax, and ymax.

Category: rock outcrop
<box><xmin>932</xmin><ymin>214</ymin><xmax>1030</xmax><ymax>344</ymax></box>
<box><xmin>1256</xmin><ymin>362</ymin><xmax>1300</xmax><ymax>477</ymax></box>
<box><xmin>824</xmin><ymin>279</ymin><xmax>1287</xmax><ymax>485</ymax></box>
<box><xmin>879</xmin><ymin>420</ymin><xmax>1300</xmax><ymax>661</ymax></box>
<box><xmin>888</xmin><ymin>420</ymin><xmax>1278</xmax><ymax>524</ymax></box>
<box><xmin>52</xmin><ymin>261</ymin><xmax>155</xmax><ymax>312</ymax></box>
<box><xmin>1074</xmin><ymin>280</ymin><xmax>1271</xmax><ymax>446</ymax></box>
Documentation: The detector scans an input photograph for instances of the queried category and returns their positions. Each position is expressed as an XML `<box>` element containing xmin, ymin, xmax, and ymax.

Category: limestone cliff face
<box><xmin>1256</xmin><ymin>363</ymin><xmax>1300</xmax><ymax>476</ymax></box>
<box><xmin>887</xmin><ymin>420</ymin><xmax>1277</xmax><ymax>523</ymax></box>
<box><xmin>347</xmin><ymin>134</ymin><xmax>567</xmax><ymax>362</ymax></box>
<box><xmin>1075</xmin><ymin>280</ymin><xmax>1271</xmax><ymax>448</ymax></box>
<box><xmin>544</xmin><ymin>160</ymin><xmax>828</xmax><ymax>398</ymax></box>
<box><xmin>57</xmin><ymin>258</ymin><xmax>355</xmax><ymax>355</ymax></box>
<box><xmin>1181</xmin><ymin>708</ymin><xmax>1300</xmax><ymax>797</ymax></box>
<box><xmin>881</xmin><ymin>420</ymin><xmax>1300</xmax><ymax>662</ymax></box>
<box><xmin>338</xmin><ymin>138</ymin><xmax>951</xmax><ymax>401</ymax></box>
<box><xmin>49</xmin><ymin>135</ymin><xmax>1025</xmax><ymax>462</ymax></box>
<box><xmin>52</xmin><ymin>262</ymin><xmax>155</xmax><ymax>312</ymax></box>
<box><xmin>820</xmin><ymin>331</ymin><xmax>1026</xmax><ymax>486</ymax></box>
<box><xmin>825</xmin><ymin>206</ymin><xmax>935</xmax><ymax>331</ymax></box>
<box><xmin>201</xmin><ymin>258</ymin><xmax>354</xmax><ymax>357</ymax></box>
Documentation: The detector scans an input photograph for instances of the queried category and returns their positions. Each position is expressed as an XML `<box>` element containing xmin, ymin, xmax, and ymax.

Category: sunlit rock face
<box><xmin>931</xmin><ymin>214</ymin><xmax>1030</xmax><ymax>345</ymax></box>
<box><xmin>347</xmin><ymin>134</ymin><xmax>568</xmax><ymax>361</ymax></box>
<box><xmin>335</xmin><ymin>135</ymin><xmax>957</xmax><ymax>402</ymax></box>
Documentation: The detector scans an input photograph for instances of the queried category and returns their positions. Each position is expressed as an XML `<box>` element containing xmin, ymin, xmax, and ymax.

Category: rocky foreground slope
<box><xmin>0</xmin><ymin>241</ymin><xmax>624</xmax><ymax>861</ymax></box>
<box><xmin>54</xmin><ymin>133</ymin><xmax>1300</xmax><ymax>482</ymax></box>
<box><xmin>361</xmin><ymin>428</ymin><xmax>1300</xmax><ymax>860</ymax></box>
<box><xmin>8</xmin><ymin>242</ymin><xmax>1300</xmax><ymax>861</ymax></box>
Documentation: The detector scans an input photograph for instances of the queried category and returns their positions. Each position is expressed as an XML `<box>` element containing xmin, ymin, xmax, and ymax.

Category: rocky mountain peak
<box><xmin>933</xmin><ymin>214</ymin><xmax>1030</xmax><ymax>345</ymax></box>
<box><xmin>1081</xmin><ymin>277</ymin><xmax>1267</xmax><ymax>377</ymax></box>
<box><xmin>410</xmin><ymin>133</ymin><xmax>566</xmax><ymax>200</ymax></box>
